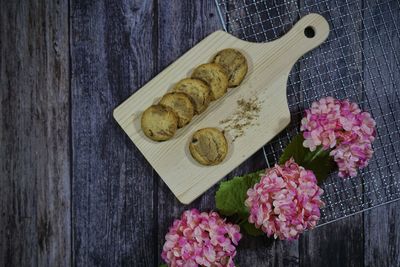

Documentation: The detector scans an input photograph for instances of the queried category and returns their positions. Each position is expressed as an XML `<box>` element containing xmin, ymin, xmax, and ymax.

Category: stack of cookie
<box><xmin>141</xmin><ymin>48</ymin><xmax>248</xmax><ymax>165</ymax></box>
<box><xmin>141</xmin><ymin>48</ymin><xmax>248</xmax><ymax>141</ymax></box>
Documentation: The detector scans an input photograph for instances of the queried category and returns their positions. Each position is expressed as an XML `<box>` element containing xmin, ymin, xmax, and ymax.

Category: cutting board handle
<box><xmin>276</xmin><ymin>13</ymin><xmax>330</xmax><ymax>64</ymax></box>
<box><xmin>247</xmin><ymin>13</ymin><xmax>329</xmax><ymax>86</ymax></box>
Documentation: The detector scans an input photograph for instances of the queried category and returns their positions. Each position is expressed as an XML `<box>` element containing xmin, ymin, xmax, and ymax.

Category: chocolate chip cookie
<box><xmin>189</xmin><ymin>128</ymin><xmax>228</xmax><ymax>165</ymax></box>
<box><xmin>172</xmin><ymin>78</ymin><xmax>211</xmax><ymax>114</ymax></box>
<box><xmin>141</xmin><ymin>104</ymin><xmax>178</xmax><ymax>141</ymax></box>
<box><xmin>191</xmin><ymin>63</ymin><xmax>228</xmax><ymax>100</ymax></box>
<box><xmin>213</xmin><ymin>48</ymin><xmax>248</xmax><ymax>87</ymax></box>
<box><xmin>159</xmin><ymin>92</ymin><xmax>194</xmax><ymax>128</ymax></box>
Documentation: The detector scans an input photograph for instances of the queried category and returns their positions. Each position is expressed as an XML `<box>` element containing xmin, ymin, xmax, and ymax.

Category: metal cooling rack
<box><xmin>215</xmin><ymin>0</ymin><xmax>400</xmax><ymax>225</ymax></box>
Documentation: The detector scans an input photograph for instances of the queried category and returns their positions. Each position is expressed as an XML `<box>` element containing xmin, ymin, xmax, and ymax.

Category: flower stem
<box><xmin>304</xmin><ymin>146</ymin><xmax>325</xmax><ymax>164</ymax></box>
<box><xmin>238</xmin><ymin>217</ymin><xmax>248</xmax><ymax>226</ymax></box>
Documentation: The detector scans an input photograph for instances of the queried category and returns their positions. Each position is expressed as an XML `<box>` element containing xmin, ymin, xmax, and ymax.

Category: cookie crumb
<box><xmin>219</xmin><ymin>97</ymin><xmax>263</xmax><ymax>141</ymax></box>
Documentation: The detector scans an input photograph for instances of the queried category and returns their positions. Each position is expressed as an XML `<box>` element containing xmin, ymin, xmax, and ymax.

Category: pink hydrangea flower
<box><xmin>245</xmin><ymin>159</ymin><xmax>324</xmax><ymax>240</ymax></box>
<box><xmin>161</xmin><ymin>209</ymin><xmax>241</xmax><ymax>267</ymax></box>
<box><xmin>300</xmin><ymin>97</ymin><xmax>376</xmax><ymax>177</ymax></box>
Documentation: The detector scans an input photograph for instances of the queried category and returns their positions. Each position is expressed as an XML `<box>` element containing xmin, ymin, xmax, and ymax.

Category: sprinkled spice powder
<box><xmin>219</xmin><ymin>97</ymin><xmax>263</xmax><ymax>141</ymax></box>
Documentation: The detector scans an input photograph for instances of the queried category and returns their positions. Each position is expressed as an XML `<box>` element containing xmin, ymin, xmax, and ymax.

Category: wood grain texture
<box><xmin>154</xmin><ymin>3</ymin><xmax>275</xmax><ymax>265</ymax></box>
<box><xmin>298</xmin><ymin>0</ymin><xmax>365</xmax><ymax>266</ymax></box>
<box><xmin>114</xmin><ymin>14</ymin><xmax>329</xmax><ymax>204</ymax></box>
<box><xmin>300</xmin><ymin>214</ymin><xmax>364</xmax><ymax>267</ymax></box>
<box><xmin>70</xmin><ymin>0</ymin><xmax>157</xmax><ymax>265</ymax></box>
<box><xmin>228</xmin><ymin>1</ymin><xmax>301</xmax><ymax>265</ymax></box>
<box><xmin>364</xmin><ymin>202</ymin><xmax>400</xmax><ymax>267</ymax></box>
<box><xmin>0</xmin><ymin>0</ymin><xmax>71</xmax><ymax>266</ymax></box>
<box><xmin>1</xmin><ymin>0</ymin><xmax>399</xmax><ymax>266</ymax></box>
<box><xmin>363</xmin><ymin>1</ymin><xmax>400</xmax><ymax>266</ymax></box>
<box><xmin>155</xmin><ymin>1</ymin><xmax>223</xmax><ymax>265</ymax></box>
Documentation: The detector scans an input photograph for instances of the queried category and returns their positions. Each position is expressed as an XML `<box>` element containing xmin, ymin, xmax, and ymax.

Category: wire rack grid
<box><xmin>215</xmin><ymin>0</ymin><xmax>400</xmax><ymax>225</ymax></box>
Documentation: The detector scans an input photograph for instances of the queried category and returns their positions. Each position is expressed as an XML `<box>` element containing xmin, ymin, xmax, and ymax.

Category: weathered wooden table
<box><xmin>1</xmin><ymin>0</ymin><xmax>399</xmax><ymax>266</ymax></box>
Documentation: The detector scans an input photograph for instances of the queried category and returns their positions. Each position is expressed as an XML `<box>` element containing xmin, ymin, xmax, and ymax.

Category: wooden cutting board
<box><xmin>113</xmin><ymin>13</ymin><xmax>329</xmax><ymax>204</ymax></box>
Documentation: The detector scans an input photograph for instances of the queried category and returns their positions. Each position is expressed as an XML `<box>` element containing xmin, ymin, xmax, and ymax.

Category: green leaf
<box><xmin>279</xmin><ymin>133</ymin><xmax>336</xmax><ymax>183</ymax></box>
<box><xmin>279</xmin><ymin>133</ymin><xmax>308</xmax><ymax>165</ymax></box>
<box><xmin>215</xmin><ymin>171</ymin><xmax>263</xmax><ymax>218</ymax></box>
<box><xmin>303</xmin><ymin>149</ymin><xmax>336</xmax><ymax>183</ymax></box>
<box><xmin>159</xmin><ymin>264</ymin><xmax>168</xmax><ymax>267</ymax></box>
<box><xmin>241</xmin><ymin>221</ymin><xmax>264</xmax><ymax>237</ymax></box>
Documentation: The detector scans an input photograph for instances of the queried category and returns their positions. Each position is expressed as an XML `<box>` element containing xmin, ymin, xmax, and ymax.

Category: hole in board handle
<box><xmin>304</xmin><ymin>26</ymin><xmax>315</xmax><ymax>38</ymax></box>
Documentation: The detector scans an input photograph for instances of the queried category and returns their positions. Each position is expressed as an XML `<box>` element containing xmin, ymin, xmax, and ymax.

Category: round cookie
<box><xmin>191</xmin><ymin>63</ymin><xmax>229</xmax><ymax>100</ymax></box>
<box><xmin>173</xmin><ymin>78</ymin><xmax>210</xmax><ymax>114</ymax></box>
<box><xmin>159</xmin><ymin>92</ymin><xmax>194</xmax><ymax>128</ymax></box>
<box><xmin>189</xmin><ymin>128</ymin><xmax>228</xmax><ymax>166</ymax></box>
<box><xmin>213</xmin><ymin>48</ymin><xmax>248</xmax><ymax>87</ymax></box>
<box><xmin>141</xmin><ymin>104</ymin><xmax>178</xmax><ymax>141</ymax></box>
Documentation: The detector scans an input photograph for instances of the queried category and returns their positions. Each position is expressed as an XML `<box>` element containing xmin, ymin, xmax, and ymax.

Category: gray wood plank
<box><xmin>300</xmin><ymin>214</ymin><xmax>364</xmax><ymax>267</ymax></box>
<box><xmin>364</xmin><ymin>202</ymin><xmax>400</xmax><ymax>267</ymax></box>
<box><xmin>362</xmin><ymin>0</ymin><xmax>400</xmax><ymax>266</ymax></box>
<box><xmin>0</xmin><ymin>0</ymin><xmax>71</xmax><ymax>266</ymax></box>
<box><xmin>156</xmin><ymin>1</ymin><xmax>300</xmax><ymax>266</ymax></box>
<box><xmin>1</xmin><ymin>0</ymin><xmax>399</xmax><ymax>265</ymax></box>
<box><xmin>224</xmin><ymin>1</ymin><xmax>301</xmax><ymax>266</ymax></box>
<box><xmin>236</xmin><ymin>236</ymin><xmax>299</xmax><ymax>267</ymax></box>
<box><xmin>155</xmin><ymin>0</ymin><xmax>222</xmax><ymax>265</ymax></box>
<box><xmin>299</xmin><ymin>0</ymin><xmax>365</xmax><ymax>266</ymax></box>
<box><xmin>360</xmin><ymin>0</ymin><xmax>400</xmax><ymax>217</ymax></box>
<box><xmin>70</xmin><ymin>0</ymin><xmax>157</xmax><ymax>265</ymax></box>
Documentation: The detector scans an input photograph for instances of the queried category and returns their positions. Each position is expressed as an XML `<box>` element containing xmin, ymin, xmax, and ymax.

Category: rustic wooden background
<box><xmin>1</xmin><ymin>0</ymin><xmax>399</xmax><ymax>266</ymax></box>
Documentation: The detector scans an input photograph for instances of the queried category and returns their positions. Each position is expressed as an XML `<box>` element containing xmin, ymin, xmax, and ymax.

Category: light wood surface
<box><xmin>113</xmin><ymin>13</ymin><xmax>329</xmax><ymax>204</ymax></box>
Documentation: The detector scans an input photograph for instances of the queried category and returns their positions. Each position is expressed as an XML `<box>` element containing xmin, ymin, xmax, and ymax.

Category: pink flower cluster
<box><xmin>300</xmin><ymin>97</ymin><xmax>376</xmax><ymax>177</ymax></box>
<box><xmin>161</xmin><ymin>209</ymin><xmax>241</xmax><ymax>267</ymax></box>
<box><xmin>245</xmin><ymin>159</ymin><xmax>324</xmax><ymax>240</ymax></box>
